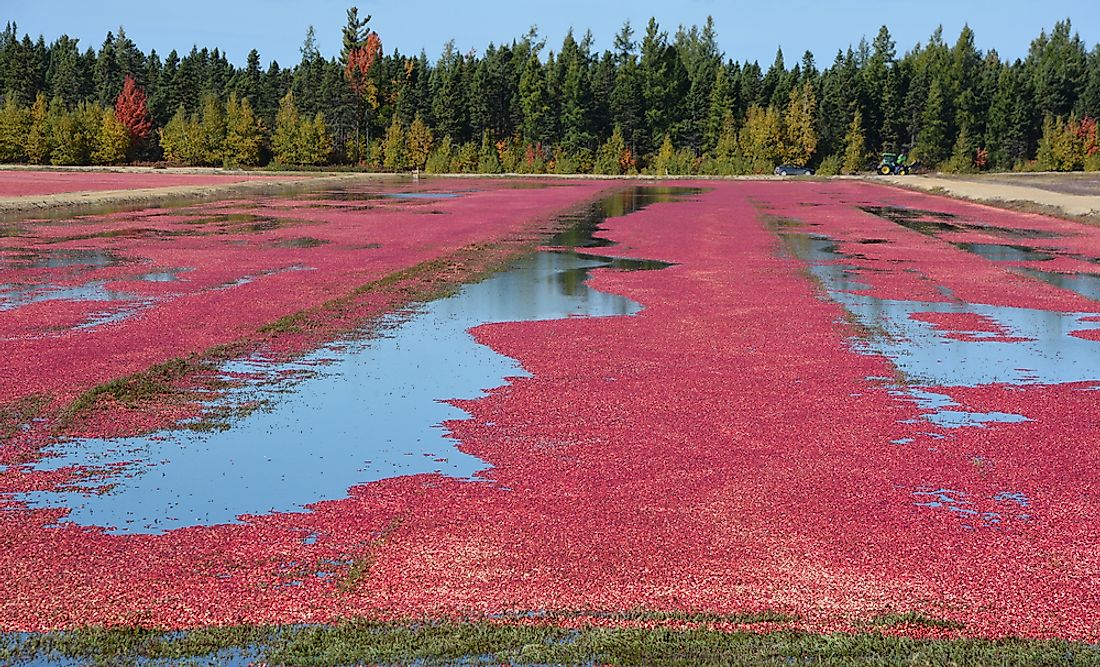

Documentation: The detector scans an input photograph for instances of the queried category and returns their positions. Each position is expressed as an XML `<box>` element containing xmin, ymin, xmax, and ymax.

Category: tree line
<box><xmin>1</xmin><ymin>11</ymin><xmax>1099</xmax><ymax>174</ymax></box>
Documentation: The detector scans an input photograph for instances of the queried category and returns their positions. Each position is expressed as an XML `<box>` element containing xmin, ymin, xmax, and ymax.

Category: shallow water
<box><xmin>18</xmin><ymin>252</ymin><xmax>648</xmax><ymax>533</ymax></box>
<box><xmin>783</xmin><ymin>233</ymin><xmax>1100</xmax><ymax>429</ymax></box>
<box><xmin>15</xmin><ymin>186</ymin><xmax>694</xmax><ymax>534</ymax></box>
<box><xmin>956</xmin><ymin>243</ymin><xmax>1055</xmax><ymax>263</ymax></box>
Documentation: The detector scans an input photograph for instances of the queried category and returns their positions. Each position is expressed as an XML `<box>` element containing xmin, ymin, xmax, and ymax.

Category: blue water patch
<box><xmin>0</xmin><ymin>281</ymin><xmax>137</xmax><ymax>311</ymax></box>
<box><xmin>1019</xmin><ymin>268</ymin><xmax>1100</xmax><ymax>302</ymax></box>
<box><xmin>16</xmin><ymin>252</ymin><xmax>649</xmax><ymax>534</ymax></box>
<box><xmin>893</xmin><ymin>388</ymin><xmax>1031</xmax><ymax>429</ymax></box>
<box><xmin>793</xmin><ymin>235</ymin><xmax>1100</xmax><ymax>388</ymax></box>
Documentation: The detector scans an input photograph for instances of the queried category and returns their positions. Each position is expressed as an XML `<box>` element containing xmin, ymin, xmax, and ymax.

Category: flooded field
<box><xmin>2</xmin><ymin>176</ymin><xmax>1100</xmax><ymax>648</ymax></box>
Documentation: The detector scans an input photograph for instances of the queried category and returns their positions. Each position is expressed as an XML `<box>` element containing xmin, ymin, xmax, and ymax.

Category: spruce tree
<box><xmin>915</xmin><ymin>78</ymin><xmax>951</xmax><ymax>166</ymax></box>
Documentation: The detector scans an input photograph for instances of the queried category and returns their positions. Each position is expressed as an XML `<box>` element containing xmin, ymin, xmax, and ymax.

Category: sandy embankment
<box><xmin>0</xmin><ymin>169</ymin><xmax>402</xmax><ymax>216</ymax></box>
<box><xmin>882</xmin><ymin>173</ymin><xmax>1100</xmax><ymax>218</ymax></box>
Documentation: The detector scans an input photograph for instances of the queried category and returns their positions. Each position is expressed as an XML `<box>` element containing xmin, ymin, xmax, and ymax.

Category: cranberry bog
<box><xmin>1</xmin><ymin>176</ymin><xmax>1099</xmax><ymax>665</ymax></box>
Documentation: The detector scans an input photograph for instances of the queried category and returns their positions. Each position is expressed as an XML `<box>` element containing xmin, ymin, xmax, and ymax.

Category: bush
<box><xmin>816</xmin><ymin>154</ymin><xmax>842</xmax><ymax>176</ymax></box>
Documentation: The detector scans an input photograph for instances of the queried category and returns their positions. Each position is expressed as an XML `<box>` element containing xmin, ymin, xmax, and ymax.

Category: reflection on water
<box><xmin>18</xmin><ymin>248</ymin><xmax>119</xmax><ymax>269</ymax></box>
<box><xmin>957</xmin><ymin>243</ymin><xmax>1054</xmax><ymax>263</ymax></box>
<box><xmin>306</xmin><ymin>190</ymin><xmax>467</xmax><ymax>202</ymax></box>
<box><xmin>861</xmin><ymin>205</ymin><xmax>1063</xmax><ymax>239</ymax></box>
<box><xmin>549</xmin><ymin>186</ymin><xmax>704</xmax><ymax>249</ymax></box>
<box><xmin>0</xmin><ymin>281</ymin><xmax>136</xmax><ymax>311</ymax></box>
<box><xmin>1019</xmin><ymin>268</ymin><xmax>1100</xmax><ymax>302</ymax></box>
<box><xmin>19</xmin><ymin>252</ymin><xmax>648</xmax><ymax>534</ymax></box>
<box><xmin>17</xmin><ymin>186</ymin><xmax>697</xmax><ymax>534</ymax></box>
<box><xmin>784</xmin><ymin>233</ymin><xmax>1100</xmax><ymax>434</ymax></box>
<box><xmin>793</xmin><ymin>234</ymin><xmax>1100</xmax><ymax>387</ymax></box>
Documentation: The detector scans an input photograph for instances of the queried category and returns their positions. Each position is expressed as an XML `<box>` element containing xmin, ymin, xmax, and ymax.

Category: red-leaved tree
<box><xmin>344</xmin><ymin>32</ymin><xmax>382</xmax><ymax>102</ymax></box>
<box><xmin>115</xmin><ymin>75</ymin><xmax>152</xmax><ymax>143</ymax></box>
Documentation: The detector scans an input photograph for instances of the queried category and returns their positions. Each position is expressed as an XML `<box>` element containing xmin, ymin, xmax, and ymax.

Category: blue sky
<box><xmin>5</xmin><ymin>0</ymin><xmax>1099</xmax><ymax>67</ymax></box>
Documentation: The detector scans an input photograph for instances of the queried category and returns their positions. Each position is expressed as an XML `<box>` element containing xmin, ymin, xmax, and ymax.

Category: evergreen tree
<box><xmin>519</xmin><ymin>52</ymin><xmax>552</xmax><ymax>145</ymax></box>
<box><xmin>1027</xmin><ymin>21</ymin><xmax>1087</xmax><ymax>120</ymax></box>
<box><xmin>93</xmin><ymin>31</ymin><xmax>121</xmax><ymax>105</ymax></box>
<box><xmin>915</xmin><ymin>78</ymin><xmax>951</xmax><ymax>166</ymax></box>
<box><xmin>46</xmin><ymin>35</ymin><xmax>86</xmax><ymax>106</ymax></box>
<box><xmin>431</xmin><ymin>42</ymin><xmax>468</xmax><ymax>141</ymax></box>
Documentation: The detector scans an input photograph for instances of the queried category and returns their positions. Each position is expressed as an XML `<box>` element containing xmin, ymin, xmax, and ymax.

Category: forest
<box><xmin>0</xmin><ymin>9</ymin><xmax>1098</xmax><ymax>174</ymax></box>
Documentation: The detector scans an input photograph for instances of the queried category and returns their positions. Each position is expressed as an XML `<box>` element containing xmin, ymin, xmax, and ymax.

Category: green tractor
<box><xmin>877</xmin><ymin>152</ymin><xmax>912</xmax><ymax>175</ymax></box>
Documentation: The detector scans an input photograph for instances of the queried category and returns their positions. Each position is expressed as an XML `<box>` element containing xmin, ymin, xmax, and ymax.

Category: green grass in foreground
<box><xmin>3</xmin><ymin>620</ymin><xmax>1099</xmax><ymax>666</ymax></box>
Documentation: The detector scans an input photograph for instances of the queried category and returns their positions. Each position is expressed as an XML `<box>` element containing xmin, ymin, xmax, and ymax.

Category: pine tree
<box><xmin>93</xmin><ymin>30</ymin><xmax>121</xmax><ymax>105</ymax></box>
<box><xmin>703</xmin><ymin>66</ymin><xmax>731</xmax><ymax>155</ymax></box>
<box><xmin>945</xmin><ymin>121</ymin><xmax>977</xmax><ymax>172</ymax></box>
<box><xmin>519</xmin><ymin>53</ymin><xmax>552</xmax><ymax>145</ymax></box>
<box><xmin>46</xmin><ymin>35</ymin><xmax>86</xmax><ymax>107</ymax></box>
<box><xmin>711</xmin><ymin>111</ymin><xmax>748</xmax><ymax>174</ymax></box>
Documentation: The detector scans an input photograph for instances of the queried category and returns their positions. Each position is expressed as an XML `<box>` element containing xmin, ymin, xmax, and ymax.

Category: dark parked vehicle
<box><xmin>774</xmin><ymin>165</ymin><xmax>814</xmax><ymax>176</ymax></box>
